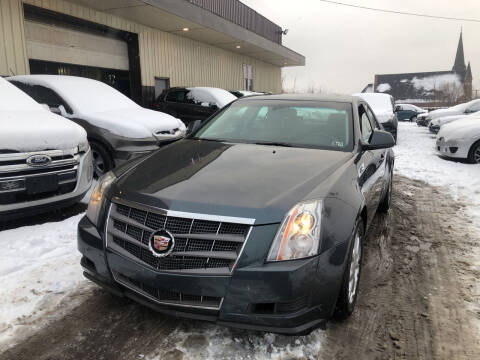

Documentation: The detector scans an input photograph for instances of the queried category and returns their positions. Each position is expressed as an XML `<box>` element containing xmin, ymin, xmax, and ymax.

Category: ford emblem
<box><xmin>26</xmin><ymin>154</ymin><xmax>52</xmax><ymax>167</ymax></box>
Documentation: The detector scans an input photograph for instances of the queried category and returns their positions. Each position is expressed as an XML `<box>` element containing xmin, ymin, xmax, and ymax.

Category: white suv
<box><xmin>0</xmin><ymin>78</ymin><xmax>93</xmax><ymax>220</ymax></box>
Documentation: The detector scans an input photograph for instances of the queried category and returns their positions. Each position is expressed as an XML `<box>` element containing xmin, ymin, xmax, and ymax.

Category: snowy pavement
<box><xmin>393</xmin><ymin>122</ymin><xmax>480</xmax><ymax>226</ymax></box>
<box><xmin>1</xmin><ymin>121</ymin><xmax>479</xmax><ymax>356</ymax></box>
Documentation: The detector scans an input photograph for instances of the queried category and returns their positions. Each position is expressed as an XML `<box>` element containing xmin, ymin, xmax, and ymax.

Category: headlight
<box><xmin>86</xmin><ymin>171</ymin><xmax>116</xmax><ymax>226</ymax></box>
<box><xmin>267</xmin><ymin>200</ymin><xmax>322</xmax><ymax>261</ymax></box>
<box><xmin>78</xmin><ymin>139</ymin><xmax>90</xmax><ymax>153</ymax></box>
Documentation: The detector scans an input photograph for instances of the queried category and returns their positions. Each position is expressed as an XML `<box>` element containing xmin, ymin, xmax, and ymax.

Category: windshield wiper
<box><xmin>253</xmin><ymin>141</ymin><xmax>295</xmax><ymax>147</ymax></box>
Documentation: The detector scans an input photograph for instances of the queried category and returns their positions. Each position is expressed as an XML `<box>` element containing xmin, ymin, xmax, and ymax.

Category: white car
<box><xmin>354</xmin><ymin>93</ymin><xmax>398</xmax><ymax>141</ymax></box>
<box><xmin>429</xmin><ymin>112</ymin><xmax>480</xmax><ymax>133</ymax></box>
<box><xmin>424</xmin><ymin>99</ymin><xmax>480</xmax><ymax>125</ymax></box>
<box><xmin>436</xmin><ymin>117</ymin><xmax>480</xmax><ymax>163</ymax></box>
<box><xmin>8</xmin><ymin>75</ymin><xmax>186</xmax><ymax>177</ymax></box>
<box><xmin>0</xmin><ymin>78</ymin><xmax>93</xmax><ymax>220</ymax></box>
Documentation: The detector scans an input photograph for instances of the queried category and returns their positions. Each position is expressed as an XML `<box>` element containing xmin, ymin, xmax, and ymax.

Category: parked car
<box><xmin>395</xmin><ymin>103</ymin><xmax>427</xmax><ymax>122</ymax></box>
<box><xmin>416</xmin><ymin>112</ymin><xmax>430</xmax><ymax>126</ymax></box>
<box><xmin>436</xmin><ymin>117</ymin><xmax>480</xmax><ymax>163</ymax></box>
<box><xmin>355</xmin><ymin>93</ymin><xmax>398</xmax><ymax>142</ymax></box>
<box><xmin>78</xmin><ymin>94</ymin><xmax>395</xmax><ymax>335</ymax></box>
<box><xmin>154</xmin><ymin>87</ymin><xmax>237</xmax><ymax>124</ymax></box>
<box><xmin>0</xmin><ymin>77</ymin><xmax>93</xmax><ymax>220</ymax></box>
<box><xmin>8</xmin><ymin>75</ymin><xmax>186</xmax><ymax>178</ymax></box>
<box><xmin>423</xmin><ymin>99</ymin><xmax>480</xmax><ymax>127</ymax></box>
<box><xmin>429</xmin><ymin>112</ymin><xmax>480</xmax><ymax>133</ymax></box>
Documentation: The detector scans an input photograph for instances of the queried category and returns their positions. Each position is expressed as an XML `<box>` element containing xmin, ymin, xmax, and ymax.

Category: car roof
<box><xmin>237</xmin><ymin>93</ymin><xmax>358</xmax><ymax>103</ymax></box>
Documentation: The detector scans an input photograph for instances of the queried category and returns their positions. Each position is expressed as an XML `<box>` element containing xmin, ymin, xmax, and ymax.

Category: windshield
<box><xmin>194</xmin><ymin>100</ymin><xmax>353</xmax><ymax>151</ymax></box>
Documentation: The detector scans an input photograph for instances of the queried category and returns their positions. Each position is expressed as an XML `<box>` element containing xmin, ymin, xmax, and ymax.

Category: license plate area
<box><xmin>26</xmin><ymin>174</ymin><xmax>58</xmax><ymax>194</ymax></box>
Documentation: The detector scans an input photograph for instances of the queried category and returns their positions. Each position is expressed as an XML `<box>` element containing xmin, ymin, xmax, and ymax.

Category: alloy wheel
<box><xmin>348</xmin><ymin>232</ymin><xmax>362</xmax><ymax>304</ymax></box>
<box><xmin>474</xmin><ymin>146</ymin><xmax>480</xmax><ymax>164</ymax></box>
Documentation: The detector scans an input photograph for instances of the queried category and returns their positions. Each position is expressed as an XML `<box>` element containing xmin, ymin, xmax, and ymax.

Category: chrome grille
<box><xmin>0</xmin><ymin>149</ymin><xmax>79</xmax><ymax>204</ymax></box>
<box><xmin>107</xmin><ymin>201</ymin><xmax>253</xmax><ymax>275</ymax></box>
<box><xmin>113</xmin><ymin>272</ymin><xmax>222</xmax><ymax>310</ymax></box>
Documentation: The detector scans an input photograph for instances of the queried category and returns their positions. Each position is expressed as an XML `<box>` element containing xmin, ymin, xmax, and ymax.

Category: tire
<box><xmin>468</xmin><ymin>140</ymin><xmax>480</xmax><ymax>164</ymax></box>
<box><xmin>334</xmin><ymin>220</ymin><xmax>364</xmax><ymax>320</ymax></box>
<box><xmin>90</xmin><ymin>141</ymin><xmax>114</xmax><ymax>179</ymax></box>
<box><xmin>378</xmin><ymin>168</ymin><xmax>393</xmax><ymax>212</ymax></box>
<box><xmin>410</xmin><ymin>115</ymin><xmax>417</xmax><ymax>123</ymax></box>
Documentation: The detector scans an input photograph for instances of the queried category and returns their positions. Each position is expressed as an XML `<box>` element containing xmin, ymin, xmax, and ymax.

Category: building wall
<box><xmin>0</xmin><ymin>0</ymin><xmax>29</xmax><ymax>76</ymax></box>
<box><xmin>1</xmin><ymin>0</ymin><xmax>282</xmax><ymax>93</ymax></box>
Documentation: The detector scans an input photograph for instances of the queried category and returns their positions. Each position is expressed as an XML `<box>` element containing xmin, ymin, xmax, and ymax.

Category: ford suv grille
<box><xmin>106</xmin><ymin>201</ymin><xmax>252</xmax><ymax>275</ymax></box>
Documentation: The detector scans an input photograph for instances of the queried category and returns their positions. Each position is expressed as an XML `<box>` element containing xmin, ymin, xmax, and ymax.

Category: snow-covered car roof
<box><xmin>186</xmin><ymin>87</ymin><xmax>237</xmax><ymax>108</ymax></box>
<box><xmin>8</xmin><ymin>75</ymin><xmax>186</xmax><ymax>139</ymax></box>
<box><xmin>354</xmin><ymin>93</ymin><xmax>394</xmax><ymax>113</ymax></box>
<box><xmin>8</xmin><ymin>75</ymin><xmax>140</xmax><ymax>116</ymax></box>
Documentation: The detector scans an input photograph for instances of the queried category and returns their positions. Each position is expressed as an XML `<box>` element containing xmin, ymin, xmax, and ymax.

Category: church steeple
<box><xmin>452</xmin><ymin>30</ymin><xmax>466</xmax><ymax>73</ymax></box>
<box><xmin>466</xmin><ymin>61</ymin><xmax>472</xmax><ymax>80</ymax></box>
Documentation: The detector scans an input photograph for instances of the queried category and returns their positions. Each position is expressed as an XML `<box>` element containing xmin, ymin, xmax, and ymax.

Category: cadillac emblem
<box><xmin>148</xmin><ymin>229</ymin><xmax>175</xmax><ymax>257</ymax></box>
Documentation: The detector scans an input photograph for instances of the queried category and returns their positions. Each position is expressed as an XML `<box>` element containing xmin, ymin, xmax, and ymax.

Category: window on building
<box><xmin>243</xmin><ymin>64</ymin><xmax>253</xmax><ymax>91</ymax></box>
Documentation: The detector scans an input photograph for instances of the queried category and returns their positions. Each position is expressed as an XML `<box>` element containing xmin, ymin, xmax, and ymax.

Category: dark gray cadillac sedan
<box><xmin>78</xmin><ymin>94</ymin><xmax>395</xmax><ymax>335</ymax></box>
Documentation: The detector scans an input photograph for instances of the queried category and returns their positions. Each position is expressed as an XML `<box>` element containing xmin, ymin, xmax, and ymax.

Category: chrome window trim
<box><xmin>111</xmin><ymin>196</ymin><xmax>255</xmax><ymax>225</ymax></box>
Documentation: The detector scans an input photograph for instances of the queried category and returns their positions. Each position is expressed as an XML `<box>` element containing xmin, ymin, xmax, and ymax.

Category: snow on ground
<box><xmin>394</xmin><ymin>122</ymin><xmax>480</xmax><ymax>226</ymax></box>
<box><xmin>146</xmin><ymin>322</ymin><xmax>324</xmax><ymax>360</ymax></box>
<box><xmin>0</xmin><ymin>214</ymin><xmax>92</xmax><ymax>350</ymax></box>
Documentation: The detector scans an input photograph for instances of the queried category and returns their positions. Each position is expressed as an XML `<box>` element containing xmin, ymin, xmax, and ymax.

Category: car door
<box><xmin>396</xmin><ymin>105</ymin><xmax>406</xmax><ymax>120</ymax></box>
<box><xmin>357</xmin><ymin>104</ymin><xmax>385</xmax><ymax>225</ymax></box>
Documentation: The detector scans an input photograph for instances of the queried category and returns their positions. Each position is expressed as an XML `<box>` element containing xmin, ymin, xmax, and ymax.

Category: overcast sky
<box><xmin>241</xmin><ymin>0</ymin><xmax>480</xmax><ymax>95</ymax></box>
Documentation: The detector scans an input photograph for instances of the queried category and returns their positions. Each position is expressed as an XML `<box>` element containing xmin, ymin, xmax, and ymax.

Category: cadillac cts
<box><xmin>78</xmin><ymin>94</ymin><xmax>395</xmax><ymax>335</ymax></box>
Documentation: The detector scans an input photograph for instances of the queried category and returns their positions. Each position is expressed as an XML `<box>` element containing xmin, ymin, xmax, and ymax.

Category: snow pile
<box><xmin>0</xmin><ymin>215</ymin><xmax>92</xmax><ymax>350</ymax></box>
<box><xmin>394</xmin><ymin>122</ymin><xmax>480</xmax><ymax>224</ymax></box>
<box><xmin>376</xmin><ymin>83</ymin><xmax>391</xmax><ymax>93</ymax></box>
<box><xmin>187</xmin><ymin>87</ymin><xmax>237</xmax><ymax>108</ymax></box>
<box><xmin>411</xmin><ymin>73</ymin><xmax>462</xmax><ymax>92</ymax></box>
<box><xmin>146</xmin><ymin>321</ymin><xmax>324</xmax><ymax>360</ymax></box>
<box><xmin>8</xmin><ymin>75</ymin><xmax>185</xmax><ymax>139</ymax></box>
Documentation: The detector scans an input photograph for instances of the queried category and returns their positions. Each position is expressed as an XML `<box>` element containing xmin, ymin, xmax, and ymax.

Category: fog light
<box><xmin>449</xmin><ymin>147</ymin><xmax>458</xmax><ymax>154</ymax></box>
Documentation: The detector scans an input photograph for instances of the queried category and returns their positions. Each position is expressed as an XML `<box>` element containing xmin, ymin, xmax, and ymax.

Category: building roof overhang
<box><xmin>69</xmin><ymin>0</ymin><xmax>305</xmax><ymax>67</ymax></box>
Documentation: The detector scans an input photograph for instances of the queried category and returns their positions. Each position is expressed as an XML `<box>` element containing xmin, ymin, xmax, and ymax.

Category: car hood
<box><xmin>438</xmin><ymin>118</ymin><xmax>480</xmax><ymax>140</ymax></box>
<box><xmin>0</xmin><ymin>110</ymin><xmax>87</xmax><ymax>152</ymax></box>
<box><xmin>82</xmin><ymin>107</ymin><xmax>186</xmax><ymax>139</ymax></box>
<box><xmin>428</xmin><ymin>108</ymin><xmax>463</xmax><ymax>120</ymax></box>
<box><xmin>432</xmin><ymin>114</ymin><xmax>469</xmax><ymax>126</ymax></box>
<box><xmin>113</xmin><ymin>139</ymin><xmax>353</xmax><ymax>224</ymax></box>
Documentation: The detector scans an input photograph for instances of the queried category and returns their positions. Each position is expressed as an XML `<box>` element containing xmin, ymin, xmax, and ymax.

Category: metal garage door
<box><xmin>24</xmin><ymin>20</ymin><xmax>129</xmax><ymax>71</ymax></box>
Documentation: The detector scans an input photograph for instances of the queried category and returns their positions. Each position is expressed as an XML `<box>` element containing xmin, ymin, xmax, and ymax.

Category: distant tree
<box><xmin>438</xmin><ymin>81</ymin><xmax>464</xmax><ymax>106</ymax></box>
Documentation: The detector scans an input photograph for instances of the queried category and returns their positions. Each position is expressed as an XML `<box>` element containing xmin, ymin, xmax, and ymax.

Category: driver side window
<box><xmin>359</xmin><ymin>106</ymin><xmax>373</xmax><ymax>143</ymax></box>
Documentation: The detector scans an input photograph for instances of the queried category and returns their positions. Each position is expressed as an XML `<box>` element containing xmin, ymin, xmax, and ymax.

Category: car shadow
<box><xmin>0</xmin><ymin>203</ymin><xmax>87</xmax><ymax>231</ymax></box>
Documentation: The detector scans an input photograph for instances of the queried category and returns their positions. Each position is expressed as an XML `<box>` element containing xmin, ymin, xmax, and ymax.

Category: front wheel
<box><xmin>90</xmin><ymin>141</ymin><xmax>114</xmax><ymax>179</ymax></box>
<box><xmin>468</xmin><ymin>141</ymin><xmax>480</xmax><ymax>164</ymax></box>
<box><xmin>334</xmin><ymin>221</ymin><xmax>364</xmax><ymax>320</ymax></box>
<box><xmin>410</xmin><ymin>115</ymin><xmax>417</xmax><ymax>123</ymax></box>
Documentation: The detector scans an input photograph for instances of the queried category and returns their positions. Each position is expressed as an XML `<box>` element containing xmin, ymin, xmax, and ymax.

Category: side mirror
<box><xmin>361</xmin><ymin>130</ymin><xmax>395</xmax><ymax>150</ymax></box>
<box><xmin>186</xmin><ymin>119</ymin><xmax>202</xmax><ymax>135</ymax></box>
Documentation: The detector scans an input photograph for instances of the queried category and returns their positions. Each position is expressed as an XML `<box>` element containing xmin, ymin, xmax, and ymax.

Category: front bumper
<box><xmin>435</xmin><ymin>137</ymin><xmax>470</xmax><ymax>159</ymax></box>
<box><xmin>0</xmin><ymin>149</ymin><xmax>93</xmax><ymax>220</ymax></box>
<box><xmin>78</xmin><ymin>216</ymin><xmax>345</xmax><ymax>334</ymax></box>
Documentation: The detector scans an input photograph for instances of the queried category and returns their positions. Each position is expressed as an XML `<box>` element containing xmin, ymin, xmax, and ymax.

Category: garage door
<box><xmin>24</xmin><ymin>20</ymin><xmax>129</xmax><ymax>71</ymax></box>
